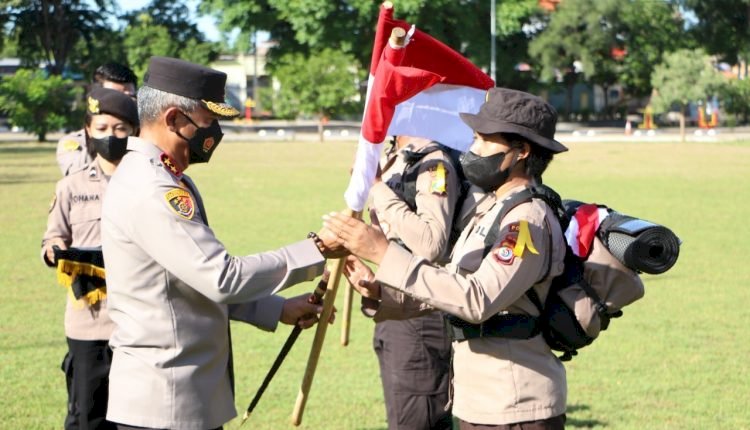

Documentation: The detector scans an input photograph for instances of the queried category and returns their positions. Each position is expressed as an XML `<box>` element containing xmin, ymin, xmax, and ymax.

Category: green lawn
<box><xmin>0</xmin><ymin>138</ymin><xmax>748</xmax><ymax>429</ymax></box>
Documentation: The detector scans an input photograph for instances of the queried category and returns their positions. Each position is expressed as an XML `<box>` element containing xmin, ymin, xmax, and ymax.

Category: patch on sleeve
<box><xmin>48</xmin><ymin>194</ymin><xmax>57</xmax><ymax>213</ymax></box>
<box><xmin>164</xmin><ymin>188</ymin><xmax>194</xmax><ymax>220</ymax></box>
<box><xmin>429</xmin><ymin>161</ymin><xmax>447</xmax><ymax>195</ymax></box>
<box><xmin>492</xmin><ymin>234</ymin><xmax>517</xmax><ymax>265</ymax></box>
<box><xmin>62</xmin><ymin>140</ymin><xmax>80</xmax><ymax>152</ymax></box>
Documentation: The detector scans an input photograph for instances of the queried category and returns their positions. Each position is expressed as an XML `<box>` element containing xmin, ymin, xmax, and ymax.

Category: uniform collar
<box><xmin>127</xmin><ymin>136</ymin><xmax>183</xmax><ymax>179</ymax></box>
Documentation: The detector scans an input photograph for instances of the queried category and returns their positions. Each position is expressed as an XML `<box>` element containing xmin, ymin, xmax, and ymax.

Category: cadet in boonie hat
<box><xmin>456</xmin><ymin>87</ymin><xmax>567</xmax><ymax>193</ymax></box>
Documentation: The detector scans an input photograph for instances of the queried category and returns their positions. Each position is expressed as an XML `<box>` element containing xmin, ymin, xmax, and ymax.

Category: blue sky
<box><xmin>117</xmin><ymin>0</ymin><xmax>221</xmax><ymax>42</ymax></box>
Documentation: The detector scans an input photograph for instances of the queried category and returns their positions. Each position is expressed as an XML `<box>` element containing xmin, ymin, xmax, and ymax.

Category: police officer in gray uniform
<box><xmin>42</xmin><ymin>87</ymin><xmax>139</xmax><ymax>430</ymax></box>
<box><xmin>100</xmin><ymin>56</ymin><xmax>342</xmax><ymax>430</ymax></box>
<box><xmin>56</xmin><ymin>63</ymin><xmax>137</xmax><ymax>176</ymax></box>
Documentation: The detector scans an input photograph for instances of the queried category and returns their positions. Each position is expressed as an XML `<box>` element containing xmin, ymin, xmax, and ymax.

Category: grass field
<box><xmin>1</xmin><ymin>138</ymin><xmax>749</xmax><ymax>429</ymax></box>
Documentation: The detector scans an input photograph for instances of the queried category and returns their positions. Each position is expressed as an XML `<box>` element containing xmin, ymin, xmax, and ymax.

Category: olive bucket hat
<box><xmin>459</xmin><ymin>88</ymin><xmax>568</xmax><ymax>153</ymax></box>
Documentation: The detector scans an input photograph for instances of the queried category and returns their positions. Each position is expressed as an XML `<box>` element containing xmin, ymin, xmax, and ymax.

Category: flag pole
<box><xmin>339</xmin><ymin>23</ymin><xmax>407</xmax><ymax>348</ymax></box>
<box><xmin>340</xmin><ymin>280</ymin><xmax>353</xmax><ymax>346</ymax></box>
<box><xmin>291</xmin><ymin>210</ymin><xmax>361</xmax><ymax>426</ymax></box>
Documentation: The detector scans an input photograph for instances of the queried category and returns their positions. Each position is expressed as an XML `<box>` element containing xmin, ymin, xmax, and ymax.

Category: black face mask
<box><xmin>460</xmin><ymin>150</ymin><xmax>517</xmax><ymax>193</ymax></box>
<box><xmin>175</xmin><ymin>112</ymin><xmax>224</xmax><ymax>164</ymax></box>
<box><xmin>91</xmin><ymin>135</ymin><xmax>128</xmax><ymax>162</ymax></box>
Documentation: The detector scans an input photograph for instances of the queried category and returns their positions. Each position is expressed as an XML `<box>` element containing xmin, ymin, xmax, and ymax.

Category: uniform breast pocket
<box><xmin>69</xmin><ymin>203</ymin><xmax>102</xmax><ymax>241</ymax></box>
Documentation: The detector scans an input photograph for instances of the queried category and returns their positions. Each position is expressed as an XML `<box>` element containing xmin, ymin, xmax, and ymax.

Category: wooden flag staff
<box><xmin>338</xmin><ymin>22</ymin><xmax>407</xmax><ymax>349</ymax></box>
<box><xmin>291</xmin><ymin>209</ymin><xmax>361</xmax><ymax>425</ymax></box>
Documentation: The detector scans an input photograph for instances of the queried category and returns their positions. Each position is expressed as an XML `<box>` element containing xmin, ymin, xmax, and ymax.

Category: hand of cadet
<box><xmin>44</xmin><ymin>238</ymin><xmax>67</xmax><ymax>266</ymax></box>
<box><xmin>315</xmin><ymin>227</ymin><xmax>350</xmax><ymax>259</ymax></box>
<box><xmin>280</xmin><ymin>293</ymin><xmax>335</xmax><ymax>329</ymax></box>
<box><xmin>343</xmin><ymin>256</ymin><xmax>381</xmax><ymax>300</ymax></box>
<box><xmin>322</xmin><ymin>212</ymin><xmax>389</xmax><ymax>264</ymax></box>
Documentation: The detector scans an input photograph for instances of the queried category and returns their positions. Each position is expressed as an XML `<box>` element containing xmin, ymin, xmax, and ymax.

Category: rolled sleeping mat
<box><xmin>562</xmin><ymin>201</ymin><xmax>680</xmax><ymax>275</ymax></box>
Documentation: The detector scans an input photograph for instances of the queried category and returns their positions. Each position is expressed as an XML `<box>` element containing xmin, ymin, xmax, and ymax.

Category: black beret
<box><xmin>143</xmin><ymin>56</ymin><xmax>239</xmax><ymax>118</ymax></box>
<box><xmin>460</xmin><ymin>88</ymin><xmax>568</xmax><ymax>153</ymax></box>
<box><xmin>87</xmin><ymin>87</ymin><xmax>139</xmax><ymax>127</ymax></box>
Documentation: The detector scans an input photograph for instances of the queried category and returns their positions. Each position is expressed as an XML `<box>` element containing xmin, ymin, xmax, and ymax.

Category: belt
<box><xmin>445</xmin><ymin>313</ymin><xmax>540</xmax><ymax>342</ymax></box>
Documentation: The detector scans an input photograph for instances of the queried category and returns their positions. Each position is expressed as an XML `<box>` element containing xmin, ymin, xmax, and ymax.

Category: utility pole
<box><xmin>490</xmin><ymin>0</ymin><xmax>497</xmax><ymax>84</ymax></box>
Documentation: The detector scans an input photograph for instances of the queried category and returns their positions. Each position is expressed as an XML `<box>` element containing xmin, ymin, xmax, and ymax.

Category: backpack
<box><xmin>448</xmin><ymin>184</ymin><xmax>650</xmax><ymax>361</ymax></box>
<box><xmin>398</xmin><ymin>142</ymin><xmax>472</xmax><ymax>251</ymax></box>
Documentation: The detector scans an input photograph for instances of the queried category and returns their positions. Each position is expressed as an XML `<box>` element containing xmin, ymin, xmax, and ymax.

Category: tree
<box><xmin>0</xmin><ymin>69</ymin><xmax>82</xmax><ymax>141</ymax></box>
<box><xmin>270</xmin><ymin>49</ymin><xmax>359</xmax><ymax>141</ymax></box>
<box><xmin>122</xmin><ymin>0</ymin><xmax>219</xmax><ymax>77</ymax></box>
<box><xmin>199</xmin><ymin>0</ymin><xmax>540</xmax><ymax>88</ymax></box>
<box><xmin>2</xmin><ymin>0</ymin><xmax>115</xmax><ymax>75</ymax></box>
<box><xmin>719</xmin><ymin>77</ymin><xmax>750</xmax><ymax>125</ymax></box>
<box><xmin>529</xmin><ymin>0</ymin><xmax>687</xmax><ymax>118</ymax></box>
<box><xmin>650</xmin><ymin>49</ymin><xmax>726</xmax><ymax>142</ymax></box>
<box><xmin>679</xmin><ymin>0</ymin><xmax>750</xmax><ymax>67</ymax></box>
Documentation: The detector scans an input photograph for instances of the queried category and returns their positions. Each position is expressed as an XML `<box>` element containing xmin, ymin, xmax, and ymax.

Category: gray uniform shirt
<box><xmin>101</xmin><ymin>137</ymin><xmax>325</xmax><ymax>429</ymax></box>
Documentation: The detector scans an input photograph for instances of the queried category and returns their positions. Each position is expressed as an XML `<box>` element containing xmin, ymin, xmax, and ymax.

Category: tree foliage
<box><xmin>651</xmin><ymin>48</ymin><xmax>726</xmax><ymax>140</ymax></box>
<box><xmin>679</xmin><ymin>0</ymin><xmax>750</xmax><ymax>64</ymax></box>
<box><xmin>269</xmin><ymin>48</ymin><xmax>359</xmax><ymax>139</ymax></box>
<box><xmin>1</xmin><ymin>0</ymin><xmax>115</xmax><ymax>75</ymax></box>
<box><xmin>199</xmin><ymin>0</ymin><xmax>544</xmax><ymax>88</ymax></box>
<box><xmin>0</xmin><ymin>69</ymin><xmax>81</xmax><ymax>141</ymax></box>
<box><xmin>121</xmin><ymin>0</ymin><xmax>219</xmax><ymax>78</ymax></box>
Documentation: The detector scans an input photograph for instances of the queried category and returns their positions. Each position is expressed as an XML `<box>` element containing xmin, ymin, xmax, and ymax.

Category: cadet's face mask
<box><xmin>460</xmin><ymin>149</ymin><xmax>519</xmax><ymax>193</ymax></box>
<box><xmin>175</xmin><ymin>111</ymin><xmax>224</xmax><ymax>164</ymax></box>
<box><xmin>91</xmin><ymin>135</ymin><xmax>128</xmax><ymax>162</ymax></box>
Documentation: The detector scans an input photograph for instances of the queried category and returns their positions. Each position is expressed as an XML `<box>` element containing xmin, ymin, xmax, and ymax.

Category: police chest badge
<box><xmin>165</xmin><ymin>188</ymin><xmax>194</xmax><ymax>220</ymax></box>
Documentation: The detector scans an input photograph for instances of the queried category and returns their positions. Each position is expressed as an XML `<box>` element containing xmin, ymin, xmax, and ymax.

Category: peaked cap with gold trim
<box><xmin>143</xmin><ymin>56</ymin><xmax>240</xmax><ymax>118</ymax></box>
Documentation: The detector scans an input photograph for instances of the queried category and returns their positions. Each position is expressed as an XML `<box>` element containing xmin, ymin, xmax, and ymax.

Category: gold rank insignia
<box><xmin>87</xmin><ymin>96</ymin><xmax>100</xmax><ymax>114</ymax></box>
<box><xmin>63</xmin><ymin>140</ymin><xmax>80</xmax><ymax>151</ymax></box>
<box><xmin>202</xmin><ymin>100</ymin><xmax>240</xmax><ymax>117</ymax></box>
<box><xmin>160</xmin><ymin>152</ymin><xmax>182</xmax><ymax>178</ymax></box>
<box><xmin>430</xmin><ymin>162</ymin><xmax>447</xmax><ymax>195</ymax></box>
<box><xmin>165</xmin><ymin>188</ymin><xmax>194</xmax><ymax>220</ymax></box>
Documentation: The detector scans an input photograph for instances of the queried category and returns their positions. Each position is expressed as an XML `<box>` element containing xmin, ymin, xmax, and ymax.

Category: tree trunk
<box><xmin>603</xmin><ymin>85</ymin><xmax>610</xmax><ymax>119</ymax></box>
<box><xmin>679</xmin><ymin>104</ymin><xmax>686</xmax><ymax>143</ymax></box>
<box><xmin>318</xmin><ymin>119</ymin><xmax>324</xmax><ymax>142</ymax></box>
<box><xmin>37</xmin><ymin>131</ymin><xmax>46</xmax><ymax>142</ymax></box>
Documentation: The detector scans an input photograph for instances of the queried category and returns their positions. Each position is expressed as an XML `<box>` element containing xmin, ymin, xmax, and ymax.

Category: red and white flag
<box><xmin>344</xmin><ymin>3</ymin><xmax>494</xmax><ymax>211</ymax></box>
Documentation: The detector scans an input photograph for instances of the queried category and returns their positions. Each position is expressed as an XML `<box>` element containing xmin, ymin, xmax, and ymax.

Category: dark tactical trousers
<box><xmin>458</xmin><ymin>415</ymin><xmax>566</xmax><ymax>430</ymax></box>
<box><xmin>63</xmin><ymin>338</ymin><xmax>115</xmax><ymax>430</ymax></box>
<box><xmin>374</xmin><ymin>312</ymin><xmax>453</xmax><ymax>430</ymax></box>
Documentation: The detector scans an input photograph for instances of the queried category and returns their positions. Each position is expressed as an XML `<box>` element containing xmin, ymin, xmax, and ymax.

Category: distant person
<box><xmin>56</xmin><ymin>63</ymin><xmax>137</xmax><ymax>176</ymax></box>
<box><xmin>328</xmin><ymin>88</ymin><xmax>570</xmax><ymax>429</ymax></box>
<box><xmin>42</xmin><ymin>87</ymin><xmax>139</xmax><ymax>430</ymax></box>
<box><xmin>100</xmin><ymin>56</ymin><xmax>344</xmax><ymax>430</ymax></box>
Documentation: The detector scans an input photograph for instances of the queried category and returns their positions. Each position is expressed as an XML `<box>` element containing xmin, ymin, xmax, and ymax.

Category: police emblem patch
<box><xmin>492</xmin><ymin>235</ymin><xmax>517</xmax><ymax>265</ymax></box>
<box><xmin>165</xmin><ymin>188</ymin><xmax>194</xmax><ymax>219</ymax></box>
